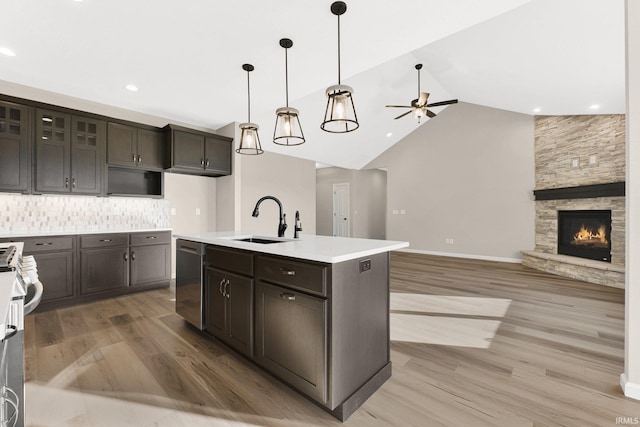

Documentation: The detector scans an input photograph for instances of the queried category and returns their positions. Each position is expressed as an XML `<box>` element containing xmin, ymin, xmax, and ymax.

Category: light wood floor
<box><xmin>24</xmin><ymin>253</ymin><xmax>640</xmax><ymax>426</ymax></box>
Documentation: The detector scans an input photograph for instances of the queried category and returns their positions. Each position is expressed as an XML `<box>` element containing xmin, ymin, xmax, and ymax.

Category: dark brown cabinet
<box><xmin>107</xmin><ymin>122</ymin><xmax>164</xmax><ymax>170</ymax></box>
<box><xmin>165</xmin><ymin>124</ymin><xmax>232</xmax><ymax>176</ymax></box>
<box><xmin>0</xmin><ymin>236</ymin><xmax>76</xmax><ymax>305</ymax></box>
<box><xmin>205</xmin><ymin>247</ymin><xmax>254</xmax><ymax>357</ymax></box>
<box><xmin>5</xmin><ymin>231</ymin><xmax>170</xmax><ymax>311</ymax></box>
<box><xmin>255</xmin><ymin>280</ymin><xmax>327</xmax><ymax>403</ymax></box>
<box><xmin>0</xmin><ymin>100</ymin><xmax>31</xmax><ymax>192</ymax></box>
<box><xmin>79</xmin><ymin>234</ymin><xmax>129</xmax><ymax>295</ymax></box>
<box><xmin>35</xmin><ymin>109</ymin><xmax>105</xmax><ymax>194</ymax></box>
<box><xmin>130</xmin><ymin>231</ymin><xmax>171</xmax><ymax>287</ymax></box>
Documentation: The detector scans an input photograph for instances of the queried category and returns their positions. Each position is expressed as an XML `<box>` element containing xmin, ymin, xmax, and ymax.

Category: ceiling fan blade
<box><xmin>426</xmin><ymin>109</ymin><xmax>436</xmax><ymax>118</ymax></box>
<box><xmin>385</xmin><ymin>105</ymin><xmax>413</xmax><ymax>108</ymax></box>
<box><xmin>426</xmin><ymin>99</ymin><xmax>458</xmax><ymax>108</ymax></box>
<box><xmin>394</xmin><ymin>110</ymin><xmax>414</xmax><ymax>120</ymax></box>
<box><xmin>418</xmin><ymin>92</ymin><xmax>429</xmax><ymax>106</ymax></box>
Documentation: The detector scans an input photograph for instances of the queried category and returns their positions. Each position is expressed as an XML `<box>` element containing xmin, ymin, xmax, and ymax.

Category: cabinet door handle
<box><xmin>131</xmin><ymin>251</ymin><xmax>136</xmax><ymax>261</ymax></box>
<box><xmin>200</xmin><ymin>158</ymin><xmax>205</xmax><ymax>167</ymax></box>
<box><xmin>35</xmin><ymin>242</ymin><xmax>53</xmax><ymax>246</ymax></box>
<box><xmin>280</xmin><ymin>292</ymin><xmax>296</xmax><ymax>301</ymax></box>
<box><xmin>137</xmin><ymin>154</ymin><xmax>142</xmax><ymax>163</ymax></box>
<box><xmin>225</xmin><ymin>279</ymin><xmax>230</xmax><ymax>299</ymax></box>
<box><xmin>205</xmin><ymin>159</ymin><xmax>210</xmax><ymax>168</ymax></box>
<box><xmin>133</xmin><ymin>153</ymin><xmax>137</xmax><ymax>162</ymax></box>
<box><xmin>219</xmin><ymin>278</ymin><xmax>226</xmax><ymax>296</ymax></box>
<box><xmin>72</xmin><ymin>177</ymin><xmax>76</xmax><ymax>188</ymax></box>
<box><xmin>65</xmin><ymin>177</ymin><xmax>69</xmax><ymax>188</ymax></box>
<box><xmin>280</xmin><ymin>268</ymin><xmax>296</xmax><ymax>276</ymax></box>
<box><xmin>124</xmin><ymin>253</ymin><xmax>128</xmax><ymax>261</ymax></box>
<box><xmin>146</xmin><ymin>236</ymin><xmax>157</xmax><ymax>239</ymax></box>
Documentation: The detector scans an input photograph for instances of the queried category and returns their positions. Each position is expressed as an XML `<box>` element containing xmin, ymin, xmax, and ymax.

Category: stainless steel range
<box><xmin>0</xmin><ymin>242</ymin><xmax>25</xmax><ymax>427</ymax></box>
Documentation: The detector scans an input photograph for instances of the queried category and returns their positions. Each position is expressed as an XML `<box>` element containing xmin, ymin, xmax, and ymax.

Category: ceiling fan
<box><xmin>386</xmin><ymin>63</ymin><xmax>458</xmax><ymax>122</ymax></box>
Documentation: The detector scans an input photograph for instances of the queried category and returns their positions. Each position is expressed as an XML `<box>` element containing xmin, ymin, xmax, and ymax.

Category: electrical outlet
<box><xmin>359</xmin><ymin>259</ymin><xmax>372</xmax><ymax>272</ymax></box>
<box><xmin>195</xmin><ymin>208</ymin><xmax>201</xmax><ymax>216</ymax></box>
<box><xmin>170</xmin><ymin>208</ymin><xmax>177</xmax><ymax>216</ymax></box>
<box><xmin>571</xmin><ymin>158</ymin><xmax>580</xmax><ymax>168</ymax></box>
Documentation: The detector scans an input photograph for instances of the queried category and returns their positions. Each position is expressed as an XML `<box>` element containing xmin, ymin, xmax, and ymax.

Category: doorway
<box><xmin>333</xmin><ymin>183</ymin><xmax>350</xmax><ymax>237</ymax></box>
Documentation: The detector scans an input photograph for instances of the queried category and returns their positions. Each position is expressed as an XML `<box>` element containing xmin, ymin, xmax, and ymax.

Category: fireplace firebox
<box><xmin>557</xmin><ymin>210</ymin><xmax>612</xmax><ymax>262</ymax></box>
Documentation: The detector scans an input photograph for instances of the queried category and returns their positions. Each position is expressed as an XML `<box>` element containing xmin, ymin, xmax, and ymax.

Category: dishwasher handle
<box><xmin>177</xmin><ymin>240</ymin><xmax>205</xmax><ymax>255</ymax></box>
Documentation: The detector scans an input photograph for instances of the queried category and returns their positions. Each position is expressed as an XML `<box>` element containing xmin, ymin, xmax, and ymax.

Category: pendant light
<box><xmin>321</xmin><ymin>1</ymin><xmax>359</xmax><ymax>133</ymax></box>
<box><xmin>273</xmin><ymin>38</ymin><xmax>305</xmax><ymax>146</ymax></box>
<box><xmin>237</xmin><ymin>63</ymin><xmax>263</xmax><ymax>155</ymax></box>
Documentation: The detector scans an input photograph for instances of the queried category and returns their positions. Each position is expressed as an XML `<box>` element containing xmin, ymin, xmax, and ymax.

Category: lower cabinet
<box><xmin>80</xmin><ymin>234</ymin><xmax>129</xmax><ymax>295</ymax></box>
<box><xmin>4</xmin><ymin>231</ymin><xmax>170</xmax><ymax>310</ymax></box>
<box><xmin>205</xmin><ymin>266</ymin><xmax>254</xmax><ymax>357</ymax></box>
<box><xmin>130</xmin><ymin>232</ymin><xmax>171</xmax><ymax>287</ymax></box>
<box><xmin>255</xmin><ymin>280</ymin><xmax>327</xmax><ymax>404</ymax></box>
<box><xmin>21</xmin><ymin>236</ymin><xmax>75</xmax><ymax>303</ymax></box>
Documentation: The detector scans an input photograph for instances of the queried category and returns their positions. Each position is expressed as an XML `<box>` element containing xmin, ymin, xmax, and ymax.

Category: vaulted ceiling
<box><xmin>0</xmin><ymin>0</ymin><xmax>625</xmax><ymax>169</ymax></box>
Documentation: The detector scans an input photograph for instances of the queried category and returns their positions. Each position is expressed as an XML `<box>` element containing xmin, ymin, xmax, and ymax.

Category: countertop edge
<box><xmin>175</xmin><ymin>232</ymin><xmax>410</xmax><ymax>263</ymax></box>
<box><xmin>0</xmin><ymin>228</ymin><xmax>173</xmax><ymax>238</ymax></box>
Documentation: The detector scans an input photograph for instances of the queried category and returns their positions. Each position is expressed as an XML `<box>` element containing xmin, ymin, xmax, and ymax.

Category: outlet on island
<box><xmin>359</xmin><ymin>259</ymin><xmax>372</xmax><ymax>272</ymax></box>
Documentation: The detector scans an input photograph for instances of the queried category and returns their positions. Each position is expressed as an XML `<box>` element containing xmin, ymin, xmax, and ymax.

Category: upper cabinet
<box><xmin>164</xmin><ymin>124</ymin><xmax>232</xmax><ymax>177</ymax></box>
<box><xmin>107</xmin><ymin>122</ymin><xmax>164</xmax><ymax>171</ymax></box>
<box><xmin>0</xmin><ymin>100</ymin><xmax>31</xmax><ymax>193</ymax></box>
<box><xmin>35</xmin><ymin>109</ymin><xmax>105</xmax><ymax>195</ymax></box>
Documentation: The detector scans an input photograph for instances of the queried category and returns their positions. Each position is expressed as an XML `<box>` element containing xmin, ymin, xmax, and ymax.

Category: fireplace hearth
<box><xmin>558</xmin><ymin>210</ymin><xmax>612</xmax><ymax>262</ymax></box>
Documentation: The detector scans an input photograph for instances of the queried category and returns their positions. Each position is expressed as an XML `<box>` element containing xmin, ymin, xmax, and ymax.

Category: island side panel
<box><xmin>329</xmin><ymin>251</ymin><xmax>390</xmax><ymax>409</ymax></box>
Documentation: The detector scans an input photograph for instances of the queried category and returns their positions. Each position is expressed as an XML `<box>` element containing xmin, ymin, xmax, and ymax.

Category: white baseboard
<box><xmin>397</xmin><ymin>248</ymin><xmax>522</xmax><ymax>264</ymax></box>
<box><xmin>621</xmin><ymin>373</ymin><xmax>640</xmax><ymax>400</ymax></box>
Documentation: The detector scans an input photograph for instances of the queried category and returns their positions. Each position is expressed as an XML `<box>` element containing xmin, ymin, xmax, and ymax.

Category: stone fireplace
<box><xmin>521</xmin><ymin>115</ymin><xmax>626</xmax><ymax>289</ymax></box>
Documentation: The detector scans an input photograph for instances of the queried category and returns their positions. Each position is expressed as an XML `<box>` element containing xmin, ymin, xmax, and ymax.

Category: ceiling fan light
<box><xmin>274</xmin><ymin>107</ymin><xmax>305</xmax><ymax>146</ymax></box>
<box><xmin>321</xmin><ymin>84</ymin><xmax>359</xmax><ymax>133</ymax></box>
<box><xmin>237</xmin><ymin>122</ymin><xmax>263</xmax><ymax>155</ymax></box>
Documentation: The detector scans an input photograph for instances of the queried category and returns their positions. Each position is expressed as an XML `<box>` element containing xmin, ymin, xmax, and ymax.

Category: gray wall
<box><xmin>316</xmin><ymin>167</ymin><xmax>387</xmax><ymax>239</ymax></box>
<box><xmin>367</xmin><ymin>102</ymin><xmax>535</xmax><ymax>261</ymax></box>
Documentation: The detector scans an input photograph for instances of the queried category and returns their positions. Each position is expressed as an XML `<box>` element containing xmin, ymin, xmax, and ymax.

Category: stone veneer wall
<box><xmin>535</xmin><ymin>115</ymin><xmax>625</xmax><ymax>188</ymax></box>
<box><xmin>0</xmin><ymin>194</ymin><xmax>170</xmax><ymax>235</ymax></box>
<box><xmin>522</xmin><ymin>114</ymin><xmax>626</xmax><ymax>288</ymax></box>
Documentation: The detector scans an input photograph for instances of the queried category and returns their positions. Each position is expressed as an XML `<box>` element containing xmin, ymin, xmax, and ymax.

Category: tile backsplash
<box><xmin>0</xmin><ymin>194</ymin><xmax>170</xmax><ymax>234</ymax></box>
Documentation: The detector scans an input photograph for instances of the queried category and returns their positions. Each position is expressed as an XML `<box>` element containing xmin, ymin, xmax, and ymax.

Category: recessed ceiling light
<box><xmin>0</xmin><ymin>47</ymin><xmax>16</xmax><ymax>57</ymax></box>
<box><xmin>125</xmin><ymin>84</ymin><xmax>138</xmax><ymax>92</ymax></box>
<box><xmin>590</xmin><ymin>104</ymin><xmax>600</xmax><ymax>110</ymax></box>
<box><xmin>533</xmin><ymin>108</ymin><xmax>541</xmax><ymax>113</ymax></box>
<box><xmin>386</xmin><ymin>132</ymin><xmax>393</xmax><ymax>138</ymax></box>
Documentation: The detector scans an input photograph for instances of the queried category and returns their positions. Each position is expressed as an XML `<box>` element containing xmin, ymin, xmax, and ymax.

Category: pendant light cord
<box><xmin>337</xmin><ymin>14</ymin><xmax>341</xmax><ymax>85</ymax></box>
<box><xmin>247</xmin><ymin>69</ymin><xmax>251</xmax><ymax>123</ymax></box>
<box><xmin>285</xmin><ymin>47</ymin><xmax>289</xmax><ymax>108</ymax></box>
<box><xmin>417</xmin><ymin>67</ymin><xmax>421</xmax><ymax>99</ymax></box>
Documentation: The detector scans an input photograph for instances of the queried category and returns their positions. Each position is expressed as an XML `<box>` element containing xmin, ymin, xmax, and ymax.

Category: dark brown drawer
<box><xmin>130</xmin><ymin>231</ymin><xmax>171</xmax><ymax>246</ymax></box>
<box><xmin>256</xmin><ymin>255</ymin><xmax>327</xmax><ymax>297</ymax></box>
<box><xmin>81</xmin><ymin>234</ymin><xmax>129</xmax><ymax>249</ymax></box>
<box><xmin>207</xmin><ymin>246</ymin><xmax>253</xmax><ymax>276</ymax></box>
<box><xmin>23</xmin><ymin>236</ymin><xmax>74</xmax><ymax>253</ymax></box>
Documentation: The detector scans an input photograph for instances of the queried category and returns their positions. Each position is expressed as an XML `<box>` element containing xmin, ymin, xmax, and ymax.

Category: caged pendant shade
<box><xmin>273</xmin><ymin>38</ymin><xmax>305</xmax><ymax>146</ymax></box>
<box><xmin>321</xmin><ymin>1</ymin><xmax>359</xmax><ymax>133</ymax></box>
<box><xmin>237</xmin><ymin>63</ymin><xmax>264</xmax><ymax>155</ymax></box>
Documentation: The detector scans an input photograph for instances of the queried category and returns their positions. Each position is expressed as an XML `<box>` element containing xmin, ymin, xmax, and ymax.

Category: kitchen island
<box><xmin>174</xmin><ymin>231</ymin><xmax>408</xmax><ymax>421</ymax></box>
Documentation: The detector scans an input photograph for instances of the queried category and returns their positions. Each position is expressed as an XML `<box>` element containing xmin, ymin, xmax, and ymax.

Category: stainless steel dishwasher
<box><xmin>176</xmin><ymin>239</ymin><xmax>206</xmax><ymax>329</ymax></box>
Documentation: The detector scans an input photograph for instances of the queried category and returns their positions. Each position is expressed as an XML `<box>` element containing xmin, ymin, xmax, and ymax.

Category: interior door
<box><xmin>333</xmin><ymin>182</ymin><xmax>350</xmax><ymax>237</ymax></box>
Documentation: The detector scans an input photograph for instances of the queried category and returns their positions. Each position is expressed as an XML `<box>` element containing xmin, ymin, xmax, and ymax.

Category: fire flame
<box><xmin>573</xmin><ymin>224</ymin><xmax>608</xmax><ymax>244</ymax></box>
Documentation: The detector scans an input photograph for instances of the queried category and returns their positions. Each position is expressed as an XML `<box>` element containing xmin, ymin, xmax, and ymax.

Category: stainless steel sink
<box><xmin>235</xmin><ymin>237</ymin><xmax>283</xmax><ymax>244</ymax></box>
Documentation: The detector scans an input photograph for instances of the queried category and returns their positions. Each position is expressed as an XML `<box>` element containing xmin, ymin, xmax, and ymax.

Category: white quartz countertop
<box><xmin>0</xmin><ymin>228</ymin><xmax>172</xmax><ymax>238</ymax></box>
<box><xmin>174</xmin><ymin>231</ymin><xmax>409</xmax><ymax>263</ymax></box>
